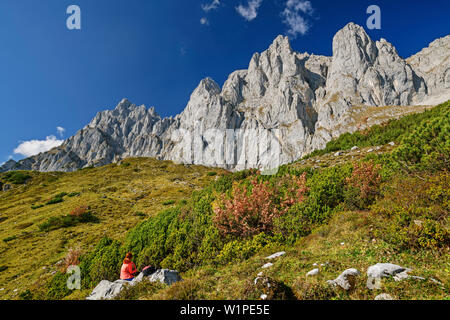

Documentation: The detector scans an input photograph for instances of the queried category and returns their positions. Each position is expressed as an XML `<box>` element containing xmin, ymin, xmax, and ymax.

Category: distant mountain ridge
<box><xmin>2</xmin><ymin>22</ymin><xmax>449</xmax><ymax>173</ymax></box>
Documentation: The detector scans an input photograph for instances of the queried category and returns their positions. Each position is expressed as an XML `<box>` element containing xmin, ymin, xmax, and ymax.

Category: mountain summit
<box><xmin>2</xmin><ymin>23</ymin><xmax>449</xmax><ymax>173</ymax></box>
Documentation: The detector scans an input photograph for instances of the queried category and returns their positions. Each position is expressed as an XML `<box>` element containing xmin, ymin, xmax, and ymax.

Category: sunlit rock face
<box><xmin>2</xmin><ymin>23</ymin><xmax>448</xmax><ymax>173</ymax></box>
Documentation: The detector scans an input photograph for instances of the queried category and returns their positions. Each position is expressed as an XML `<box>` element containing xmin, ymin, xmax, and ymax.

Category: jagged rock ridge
<box><xmin>2</xmin><ymin>23</ymin><xmax>449</xmax><ymax>173</ymax></box>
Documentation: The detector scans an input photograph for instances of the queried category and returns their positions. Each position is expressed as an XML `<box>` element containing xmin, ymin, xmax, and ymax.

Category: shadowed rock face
<box><xmin>2</xmin><ymin>23</ymin><xmax>449</xmax><ymax>173</ymax></box>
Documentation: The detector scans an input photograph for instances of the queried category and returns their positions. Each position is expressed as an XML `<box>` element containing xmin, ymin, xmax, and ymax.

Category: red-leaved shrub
<box><xmin>213</xmin><ymin>173</ymin><xmax>308</xmax><ymax>238</ymax></box>
<box><xmin>69</xmin><ymin>206</ymin><xmax>89</xmax><ymax>217</ymax></box>
<box><xmin>346</xmin><ymin>161</ymin><xmax>382</xmax><ymax>205</ymax></box>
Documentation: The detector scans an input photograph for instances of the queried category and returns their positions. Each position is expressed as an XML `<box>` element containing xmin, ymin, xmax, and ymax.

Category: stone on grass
<box><xmin>265</xmin><ymin>252</ymin><xmax>286</xmax><ymax>260</ymax></box>
<box><xmin>327</xmin><ymin>268</ymin><xmax>361</xmax><ymax>291</ymax></box>
<box><xmin>375</xmin><ymin>293</ymin><xmax>394</xmax><ymax>300</ymax></box>
<box><xmin>149</xmin><ymin>269</ymin><xmax>182</xmax><ymax>285</ymax></box>
<box><xmin>261</xmin><ymin>263</ymin><xmax>273</xmax><ymax>269</ymax></box>
<box><xmin>86</xmin><ymin>280</ymin><xmax>127</xmax><ymax>300</ymax></box>
<box><xmin>367</xmin><ymin>263</ymin><xmax>410</xmax><ymax>280</ymax></box>
<box><xmin>306</xmin><ymin>268</ymin><xmax>319</xmax><ymax>277</ymax></box>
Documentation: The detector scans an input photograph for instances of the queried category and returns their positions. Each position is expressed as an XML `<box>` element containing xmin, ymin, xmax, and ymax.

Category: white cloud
<box><xmin>282</xmin><ymin>0</ymin><xmax>314</xmax><ymax>38</ymax></box>
<box><xmin>202</xmin><ymin>0</ymin><xmax>221</xmax><ymax>12</ymax></box>
<box><xmin>13</xmin><ymin>135</ymin><xmax>63</xmax><ymax>157</ymax></box>
<box><xmin>57</xmin><ymin>126</ymin><xmax>66</xmax><ymax>137</ymax></box>
<box><xmin>236</xmin><ymin>0</ymin><xmax>263</xmax><ymax>21</ymax></box>
<box><xmin>200</xmin><ymin>17</ymin><xmax>210</xmax><ymax>25</ymax></box>
<box><xmin>286</xmin><ymin>0</ymin><xmax>314</xmax><ymax>15</ymax></box>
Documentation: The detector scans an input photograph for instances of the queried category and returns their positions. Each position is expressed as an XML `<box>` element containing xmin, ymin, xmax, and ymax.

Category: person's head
<box><xmin>123</xmin><ymin>252</ymin><xmax>133</xmax><ymax>264</ymax></box>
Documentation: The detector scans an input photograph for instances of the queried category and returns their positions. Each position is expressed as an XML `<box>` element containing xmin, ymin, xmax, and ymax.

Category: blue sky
<box><xmin>0</xmin><ymin>0</ymin><xmax>449</xmax><ymax>163</ymax></box>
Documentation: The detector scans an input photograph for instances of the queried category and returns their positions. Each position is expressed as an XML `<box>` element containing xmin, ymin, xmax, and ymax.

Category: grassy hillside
<box><xmin>1</xmin><ymin>101</ymin><xmax>448</xmax><ymax>300</ymax></box>
<box><xmin>0</xmin><ymin>159</ymin><xmax>225</xmax><ymax>299</ymax></box>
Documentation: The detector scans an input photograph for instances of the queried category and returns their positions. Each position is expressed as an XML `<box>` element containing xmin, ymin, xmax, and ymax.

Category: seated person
<box><xmin>120</xmin><ymin>252</ymin><xmax>138</xmax><ymax>281</ymax></box>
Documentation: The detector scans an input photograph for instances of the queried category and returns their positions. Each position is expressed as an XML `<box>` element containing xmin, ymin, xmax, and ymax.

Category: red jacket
<box><xmin>120</xmin><ymin>261</ymin><xmax>137</xmax><ymax>280</ymax></box>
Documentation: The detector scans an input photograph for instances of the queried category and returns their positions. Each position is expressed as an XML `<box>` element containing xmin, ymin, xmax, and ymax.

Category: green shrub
<box><xmin>38</xmin><ymin>211</ymin><xmax>99</xmax><ymax>232</ymax></box>
<box><xmin>372</xmin><ymin>171</ymin><xmax>449</xmax><ymax>251</ymax></box>
<box><xmin>2</xmin><ymin>171</ymin><xmax>31</xmax><ymax>185</ymax></box>
<box><xmin>305</xmin><ymin>166</ymin><xmax>350</xmax><ymax>222</ymax></box>
<box><xmin>79</xmin><ymin>237</ymin><xmax>123</xmax><ymax>289</ymax></box>
<box><xmin>19</xmin><ymin>289</ymin><xmax>33</xmax><ymax>300</ymax></box>
<box><xmin>394</xmin><ymin>104</ymin><xmax>449</xmax><ymax>170</ymax></box>
<box><xmin>0</xmin><ymin>266</ymin><xmax>8</xmax><ymax>272</ymax></box>
<box><xmin>31</xmin><ymin>204</ymin><xmax>44</xmax><ymax>210</ymax></box>
<box><xmin>3</xmin><ymin>235</ymin><xmax>17</xmax><ymax>243</ymax></box>
<box><xmin>207</xmin><ymin>171</ymin><xmax>217</xmax><ymax>176</ymax></box>
<box><xmin>215</xmin><ymin>233</ymin><xmax>278</xmax><ymax>265</ymax></box>
<box><xmin>46</xmin><ymin>193</ymin><xmax>68</xmax><ymax>205</ymax></box>
<box><xmin>46</xmin><ymin>271</ymin><xmax>72</xmax><ymax>299</ymax></box>
<box><xmin>162</xmin><ymin>200</ymin><xmax>176</xmax><ymax>206</ymax></box>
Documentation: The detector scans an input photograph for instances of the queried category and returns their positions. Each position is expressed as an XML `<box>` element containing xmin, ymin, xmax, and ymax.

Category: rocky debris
<box><xmin>86</xmin><ymin>269</ymin><xmax>182</xmax><ymax>300</ymax></box>
<box><xmin>388</xmin><ymin>142</ymin><xmax>395</xmax><ymax>146</ymax></box>
<box><xmin>265</xmin><ymin>252</ymin><xmax>286</xmax><ymax>260</ymax></box>
<box><xmin>306</xmin><ymin>268</ymin><xmax>320</xmax><ymax>277</ymax></box>
<box><xmin>327</xmin><ymin>268</ymin><xmax>361</xmax><ymax>291</ymax></box>
<box><xmin>350</xmin><ymin>146</ymin><xmax>359</xmax><ymax>151</ymax></box>
<box><xmin>2</xmin><ymin>184</ymin><xmax>12</xmax><ymax>192</ymax></box>
<box><xmin>375</xmin><ymin>293</ymin><xmax>394</xmax><ymax>300</ymax></box>
<box><xmin>334</xmin><ymin>151</ymin><xmax>343</xmax><ymax>157</ymax></box>
<box><xmin>261</xmin><ymin>263</ymin><xmax>273</xmax><ymax>269</ymax></box>
<box><xmin>2</xmin><ymin>23</ymin><xmax>448</xmax><ymax>174</ymax></box>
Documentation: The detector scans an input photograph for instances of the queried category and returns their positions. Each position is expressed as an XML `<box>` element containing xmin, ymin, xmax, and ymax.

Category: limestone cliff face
<box><xmin>2</xmin><ymin>23</ymin><xmax>449</xmax><ymax>173</ymax></box>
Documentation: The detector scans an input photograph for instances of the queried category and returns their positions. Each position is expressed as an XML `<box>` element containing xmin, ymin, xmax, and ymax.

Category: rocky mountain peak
<box><xmin>268</xmin><ymin>35</ymin><xmax>292</xmax><ymax>54</ymax></box>
<box><xmin>1</xmin><ymin>23</ymin><xmax>448</xmax><ymax>173</ymax></box>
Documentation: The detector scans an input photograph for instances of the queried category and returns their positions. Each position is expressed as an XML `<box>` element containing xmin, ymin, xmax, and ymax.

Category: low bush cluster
<box><xmin>39</xmin><ymin>207</ymin><xmax>99</xmax><ymax>232</ymax></box>
<box><xmin>1</xmin><ymin>171</ymin><xmax>31</xmax><ymax>185</ymax></box>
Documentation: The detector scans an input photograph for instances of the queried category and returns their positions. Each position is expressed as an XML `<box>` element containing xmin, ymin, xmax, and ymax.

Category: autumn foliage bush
<box><xmin>213</xmin><ymin>173</ymin><xmax>308</xmax><ymax>238</ymax></box>
<box><xmin>69</xmin><ymin>206</ymin><xmax>89</xmax><ymax>217</ymax></box>
<box><xmin>345</xmin><ymin>161</ymin><xmax>382</xmax><ymax>209</ymax></box>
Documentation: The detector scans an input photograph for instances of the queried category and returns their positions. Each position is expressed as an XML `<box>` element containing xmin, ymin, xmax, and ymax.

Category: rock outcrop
<box><xmin>86</xmin><ymin>269</ymin><xmax>182</xmax><ymax>300</ymax></box>
<box><xmin>2</xmin><ymin>23</ymin><xmax>448</xmax><ymax>173</ymax></box>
